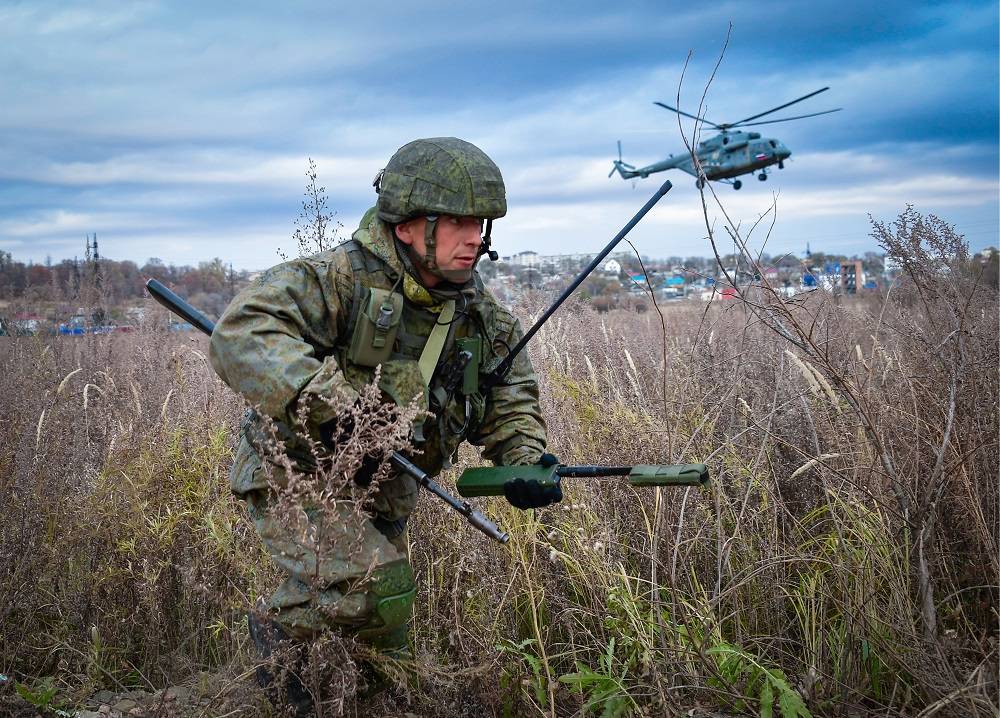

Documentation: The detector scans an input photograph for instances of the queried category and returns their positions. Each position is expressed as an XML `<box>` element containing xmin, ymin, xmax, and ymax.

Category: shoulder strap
<box><xmin>342</xmin><ymin>239</ymin><xmax>377</xmax><ymax>347</ymax></box>
<box><xmin>418</xmin><ymin>300</ymin><xmax>456</xmax><ymax>385</ymax></box>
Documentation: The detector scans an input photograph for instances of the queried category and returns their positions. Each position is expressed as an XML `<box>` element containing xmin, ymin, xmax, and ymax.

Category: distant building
<box><xmin>840</xmin><ymin>261</ymin><xmax>864</xmax><ymax>294</ymax></box>
<box><xmin>603</xmin><ymin>259</ymin><xmax>621</xmax><ymax>274</ymax></box>
<box><xmin>662</xmin><ymin>275</ymin><xmax>686</xmax><ymax>299</ymax></box>
<box><xmin>507</xmin><ymin>251</ymin><xmax>539</xmax><ymax>267</ymax></box>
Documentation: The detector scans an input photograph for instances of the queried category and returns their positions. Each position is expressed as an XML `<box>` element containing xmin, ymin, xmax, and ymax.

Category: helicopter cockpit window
<box><xmin>722</xmin><ymin>137</ymin><xmax>729</xmax><ymax>145</ymax></box>
<box><xmin>769</xmin><ymin>140</ymin><xmax>777</xmax><ymax>148</ymax></box>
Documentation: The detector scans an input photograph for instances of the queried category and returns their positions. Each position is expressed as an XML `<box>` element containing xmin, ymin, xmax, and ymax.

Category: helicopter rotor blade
<box><xmin>728</xmin><ymin>87</ymin><xmax>831</xmax><ymax>127</ymax></box>
<box><xmin>609</xmin><ymin>141</ymin><xmax>622</xmax><ymax>178</ymax></box>
<box><xmin>653</xmin><ymin>101</ymin><xmax>723</xmax><ymax>130</ymax></box>
<box><xmin>732</xmin><ymin>108</ymin><xmax>842</xmax><ymax>128</ymax></box>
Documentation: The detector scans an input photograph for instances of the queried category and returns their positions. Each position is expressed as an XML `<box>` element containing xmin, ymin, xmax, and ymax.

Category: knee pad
<box><xmin>354</xmin><ymin>559</ymin><xmax>415</xmax><ymax>651</ymax></box>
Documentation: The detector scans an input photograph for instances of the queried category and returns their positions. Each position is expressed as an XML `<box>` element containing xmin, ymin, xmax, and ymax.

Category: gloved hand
<box><xmin>319</xmin><ymin>415</ymin><xmax>384</xmax><ymax>486</ymax></box>
<box><xmin>503</xmin><ymin>453</ymin><xmax>563</xmax><ymax>510</ymax></box>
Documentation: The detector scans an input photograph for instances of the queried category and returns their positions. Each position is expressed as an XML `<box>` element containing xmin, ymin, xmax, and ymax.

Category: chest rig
<box><xmin>339</xmin><ymin>239</ymin><xmax>488</xmax><ymax>469</ymax></box>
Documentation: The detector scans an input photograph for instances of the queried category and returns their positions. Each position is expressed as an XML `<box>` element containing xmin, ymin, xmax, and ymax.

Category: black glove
<box><xmin>503</xmin><ymin>453</ymin><xmax>563</xmax><ymax>510</ymax></box>
<box><xmin>318</xmin><ymin>415</ymin><xmax>383</xmax><ymax>486</ymax></box>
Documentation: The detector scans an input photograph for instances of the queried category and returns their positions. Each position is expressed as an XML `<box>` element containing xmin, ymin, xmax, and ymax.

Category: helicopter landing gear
<box><xmin>733</xmin><ymin>180</ymin><xmax>742</xmax><ymax>190</ymax></box>
<box><xmin>695</xmin><ymin>177</ymin><xmax>705</xmax><ymax>189</ymax></box>
<box><xmin>758</xmin><ymin>172</ymin><xmax>768</xmax><ymax>181</ymax></box>
<box><xmin>778</xmin><ymin>161</ymin><xmax>785</xmax><ymax>169</ymax></box>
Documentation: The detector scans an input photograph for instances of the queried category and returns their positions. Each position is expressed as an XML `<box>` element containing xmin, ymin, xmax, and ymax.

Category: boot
<box><xmin>248</xmin><ymin>606</ymin><xmax>315</xmax><ymax>717</ymax></box>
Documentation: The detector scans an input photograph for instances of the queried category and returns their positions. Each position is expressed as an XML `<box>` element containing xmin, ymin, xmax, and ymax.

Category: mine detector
<box><xmin>147</xmin><ymin>179</ymin><xmax>709</xmax><ymax>546</ymax></box>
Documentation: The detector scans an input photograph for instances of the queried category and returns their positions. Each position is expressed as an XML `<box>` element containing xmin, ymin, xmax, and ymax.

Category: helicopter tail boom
<box><xmin>610</xmin><ymin>140</ymin><xmax>690</xmax><ymax>180</ymax></box>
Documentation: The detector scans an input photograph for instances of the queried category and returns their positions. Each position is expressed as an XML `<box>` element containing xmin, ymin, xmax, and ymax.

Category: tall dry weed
<box><xmin>1</xmin><ymin>211</ymin><xmax>996</xmax><ymax>716</ymax></box>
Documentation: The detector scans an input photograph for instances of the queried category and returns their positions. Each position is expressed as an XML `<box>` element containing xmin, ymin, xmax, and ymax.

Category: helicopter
<box><xmin>609</xmin><ymin>87</ymin><xmax>840</xmax><ymax>190</ymax></box>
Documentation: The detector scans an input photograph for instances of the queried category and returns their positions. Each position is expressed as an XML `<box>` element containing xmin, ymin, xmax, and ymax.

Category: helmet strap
<box><xmin>479</xmin><ymin>218</ymin><xmax>498</xmax><ymax>261</ymax></box>
<box><xmin>423</xmin><ymin>215</ymin><xmax>439</xmax><ymax>272</ymax></box>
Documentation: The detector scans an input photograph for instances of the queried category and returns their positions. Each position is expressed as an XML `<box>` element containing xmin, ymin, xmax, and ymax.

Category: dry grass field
<box><xmin>1</xmin><ymin>216</ymin><xmax>996</xmax><ymax>717</ymax></box>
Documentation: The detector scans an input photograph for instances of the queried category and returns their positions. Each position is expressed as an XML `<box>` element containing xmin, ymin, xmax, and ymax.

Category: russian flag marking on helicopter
<box><xmin>755</xmin><ymin>153</ymin><xmax>768</xmax><ymax>161</ymax></box>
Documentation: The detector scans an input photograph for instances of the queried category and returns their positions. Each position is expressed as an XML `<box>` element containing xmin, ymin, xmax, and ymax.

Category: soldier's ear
<box><xmin>394</xmin><ymin>219</ymin><xmax>417</xmax><ymax>246</ymax></box>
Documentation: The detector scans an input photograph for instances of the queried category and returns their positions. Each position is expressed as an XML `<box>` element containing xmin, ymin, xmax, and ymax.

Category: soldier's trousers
<box><xmin>242</xmin><ymin>484</ymin><xmax>415</xmax><ymax>652</ymax></box>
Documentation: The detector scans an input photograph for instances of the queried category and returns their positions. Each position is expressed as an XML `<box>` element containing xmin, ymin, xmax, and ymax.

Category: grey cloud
<box><xmin>0</xmin><ymin>0</ymin><xmax>995</xmax><ymax>269</ymax></box>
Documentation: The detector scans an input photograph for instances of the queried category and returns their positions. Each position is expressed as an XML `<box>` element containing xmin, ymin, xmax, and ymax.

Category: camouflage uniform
<box><xmin>209</xmin><ymin>139</ymin><xmax>547</xmax><ymax>651</ymax></box>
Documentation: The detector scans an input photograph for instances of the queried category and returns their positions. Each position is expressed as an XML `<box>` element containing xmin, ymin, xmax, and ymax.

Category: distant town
<box><xmin>1</xmin><ymin>237</ymin><xmax>997</xmax><ymax>336</ymax></box>
<box><xmin>481</xmin><ymin>246</ymin><xmax>908</xmax><ymax>307</ymax></box>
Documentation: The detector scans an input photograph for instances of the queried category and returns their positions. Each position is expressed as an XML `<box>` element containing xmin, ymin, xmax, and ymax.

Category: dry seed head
<box><xmin>785</xmin><ymin>350</ymin><xmax>821</xmax><ymax>395</ymax></box>
<box><xmin>130</xmin><ymin>382</ymin><xmax>142</xmax><ymax>416</ymax></box>
<box><xmin>35</xmin><ymin>409</ymin><xmax>46</xmax><ymax>452</ymax></box>
<box><xmin>160</xmin><ymin>388</ymin><xmax>174</xmax><ymax>420</ymax></box>
<box><xmin>82</xmin><ymin>383</ymin><xmax>106</xmax><ymax>411</ymax></box>
<box><xmin>584</xmin><ymin>355</ymin><xmax>598</xmax><ymax>390</ymax></box>
<box><xmin>607</xmin><ymin>366</ymin><xmax>623</xmax><ymax>402</ymax></box>
<box><xmin>622</xmin><ymin>348</ymin><xmax>643</xmax><ymax>397</ymax></box>
<box><xmin>809</xmin><ymin>365</ymin><xmax>841</xmax><ymax>411</ymax></box>
<box><xmin>790</xmin><ymin>453</ymin><xmax>842</xmax><ymax>479</ymax></box>
<box><xmin>57</xmin><ymin>367</ymin><xmax>83</xmax><ymax>396</ymax></box>
<box><xmin>623</xmin><ymin>349</ymin><xmax>640</xmax><ymax>382</ymax></box>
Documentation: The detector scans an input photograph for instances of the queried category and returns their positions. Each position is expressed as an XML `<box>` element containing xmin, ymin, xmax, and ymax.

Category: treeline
<box><xmin>0</xmin><ymin>251</ymin><xmax>251</xmax><ymax>317</ymax></box>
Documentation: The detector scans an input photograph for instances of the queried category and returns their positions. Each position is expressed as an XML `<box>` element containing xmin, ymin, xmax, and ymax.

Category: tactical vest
<box><xmin>337</xmin><ymin>239</ymin><xmax>489</xmax><ymax>474</ymax></box>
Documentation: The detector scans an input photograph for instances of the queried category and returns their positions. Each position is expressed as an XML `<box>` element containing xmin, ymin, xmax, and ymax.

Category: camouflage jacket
<box><xmin>210</xmin><ymin>208</ymin><xmax>547</xmax><ymax>518</ymax></box>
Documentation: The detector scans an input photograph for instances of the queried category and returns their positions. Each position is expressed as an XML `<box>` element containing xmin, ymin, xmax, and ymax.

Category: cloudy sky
<box><xmin>1</xmin><ymin>0</ymin><xmax>997</xmax><ymax>270</ymax></box>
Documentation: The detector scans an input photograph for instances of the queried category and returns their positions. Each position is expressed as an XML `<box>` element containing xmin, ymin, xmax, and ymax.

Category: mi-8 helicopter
<box><xmin>610</xmin><ymin>87</ymin><xmax>840</xmax><ymax>190</ymax></box>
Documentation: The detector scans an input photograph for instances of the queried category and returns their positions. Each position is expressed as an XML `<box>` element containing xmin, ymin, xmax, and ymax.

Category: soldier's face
<box><xmin>395</xmin><ymin>215</ymin><xmax>484</xmax><ymax>286</ymax></box>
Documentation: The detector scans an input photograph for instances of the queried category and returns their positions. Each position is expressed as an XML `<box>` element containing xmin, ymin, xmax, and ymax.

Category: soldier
<box><xmin>209</xmin><ymin>137</ymin><xmax>561</xmax><ymax>711</ymax></box>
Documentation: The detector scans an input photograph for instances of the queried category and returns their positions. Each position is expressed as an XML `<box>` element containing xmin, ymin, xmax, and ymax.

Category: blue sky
<box><xmin>1</xmin><ymin>0</ymin><xmax>997</xmax><ymax>269</ymax></box>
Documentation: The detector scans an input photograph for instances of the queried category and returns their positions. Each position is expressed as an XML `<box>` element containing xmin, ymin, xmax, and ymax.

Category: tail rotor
<box><xmin>609</xmin><ymin>140</ymin><xmax>637</xmax><ymax>178</ymax></box>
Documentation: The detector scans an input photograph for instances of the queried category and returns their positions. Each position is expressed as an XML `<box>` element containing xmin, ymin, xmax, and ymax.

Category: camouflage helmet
<box><xmin>375</xmin><ymin>137</ymin><xmax>507</xmax><ymax>223</ymax></box>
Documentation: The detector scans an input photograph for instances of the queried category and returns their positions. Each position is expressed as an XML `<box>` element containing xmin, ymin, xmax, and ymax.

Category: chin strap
<box><xmin>480</xmin><ymin>219</ymin><xmax>498</xmax><ymax>261</ymax></box>
<box><xmin>423</xmin><ymin>215</ymin><xmax>439</xmax><ymax>271</ymax></box>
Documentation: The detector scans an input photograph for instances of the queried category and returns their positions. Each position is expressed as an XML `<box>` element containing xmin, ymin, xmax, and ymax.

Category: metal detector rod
<box><xmin>144</xmin><ymin>278</ymin><xmax>510</xmax><ymax>544</ymax></box>
<box><xmin>485</xmin><ymin>179</ymin><xmax>672</xmax><ymax>388</ymax></box>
